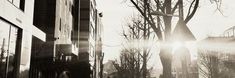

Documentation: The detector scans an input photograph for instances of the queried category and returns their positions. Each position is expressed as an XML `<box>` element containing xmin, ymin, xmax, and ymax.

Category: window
<box><xmin>0</xmin><ymin>20</ymin><xmax>19</xmax><ymax>78</ymax></box>
<box><xmin>19</xmin><ymin>0</ymin><xmax>25</xmax><ymax>11</ymax></box>
<box><xmin>8</xmin><ymin>0</ymin><xmax>25</xmax><ymax>11</ymax></box>
<box><xmin>59</xmin><ymin>19</ymin><xmax>62</xmax><ymax>31</ymax></box>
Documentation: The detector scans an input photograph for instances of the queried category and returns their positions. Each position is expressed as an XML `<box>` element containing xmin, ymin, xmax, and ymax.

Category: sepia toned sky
<box><xmin>96</xmin><ymin>0</ymin><xmax>135</xmax><ymax>63</ymax></box>
<box><xmin>96</xmin><ymin>0</ymin><xmax>235</xmax><ymax>70</ymax></box>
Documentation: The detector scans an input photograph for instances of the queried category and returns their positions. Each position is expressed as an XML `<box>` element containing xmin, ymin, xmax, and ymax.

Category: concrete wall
<box><xmin>54</xmin><ymin>0</ymin><xmax>73</xmax><ymax>44</ymax></box>
<box><xmin>0</xmin><ymin>0</ymin><xmax>45</xmax><ymax>40</ymax></box>
<box><xmin>0</xmin><ymin>0</ymin><xmax>46</xmax><ymax>77</ymax></box>
<box><xmin>33</xmin><ymin>0</ymin><xmax>56</xmax><ymax>58</ymax></box>
<box><xmin>33</xmin><ymin>0</ymin><xmax>76</xmax><ymax>58</ymax></box>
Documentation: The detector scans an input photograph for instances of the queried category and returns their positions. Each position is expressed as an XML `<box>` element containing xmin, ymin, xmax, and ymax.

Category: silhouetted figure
<box><xmin>59</xmin><ymin>71</ymin><xmax>69</xmax><ymax>78</ymax></box>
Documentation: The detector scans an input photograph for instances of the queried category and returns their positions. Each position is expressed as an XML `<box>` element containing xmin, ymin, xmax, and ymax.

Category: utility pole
<box><xmin>100</xmin><ymin>53</ymin><xmax>104</xmax><ymax>78</ymax></box>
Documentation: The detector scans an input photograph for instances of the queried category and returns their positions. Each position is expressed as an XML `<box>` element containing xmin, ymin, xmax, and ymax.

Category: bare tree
<box><xmin>127</xmin><ymin>0</ymin><xmax>223</xmax><ymax>78</ymax></box>
<box><xmin>112</xmin><ymin>49</ymin><xmax>141</xmax><ymax>78</ymax></box>
<box><xmin>127</xmin><ymin>0</ymin><xmax>199</xmax><ymax>77</ymax></box>
<box><xmin>113</xmin><ymin>16</ymin><xmax>154</xmax><ymax>78</ymax></box>
<box><xmin>223</xmin><ymin>60</ymin><xmax>235</xmax><ymax>72</ymax></box>
<box><xmin>198</xmin><ymin>50</ymin><xmax>219</xmax><ymax>78</ymax></box>
<box><xmin>219</xmin><ymin>60</ymin><xmax>235</xmax><ymax>78</ymax></box>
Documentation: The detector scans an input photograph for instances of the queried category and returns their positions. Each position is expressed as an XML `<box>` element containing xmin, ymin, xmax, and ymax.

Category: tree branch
<box><xmin>171</xmin><ymin>1</ymin><xmax>179</xmax><ymax>14</ymax></box>
<box><xmin>184</xmin><ymin>0</ymin><xmax>199</xmax><ymax>23</ymax></box>
<box><xmin>130</xmin><ymin>0</ymin><xmax>163</xmax><ymax>40</ymax></box>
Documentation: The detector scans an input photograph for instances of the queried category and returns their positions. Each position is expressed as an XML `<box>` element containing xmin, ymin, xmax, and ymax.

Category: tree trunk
<box><xmin>159</xmin><ymin>45</ymin><xmax>172</xmax><ymax>78</ymax></box>
<box><xmin>160</xmin><ymin>0</ymin><xmax>172</xmax><ymax>78</ymax></box>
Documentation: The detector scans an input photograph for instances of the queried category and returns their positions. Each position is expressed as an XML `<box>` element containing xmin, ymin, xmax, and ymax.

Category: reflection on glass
<box><xmin>0</xmin><ymin>20</ymin><xmax>18</xmax><ymax>78</ymax></box>
<box><xmin>0</xmin><ymin>20</ymin><xmax>10</xmax><ymax>78</ymax></box>
<box><xmin>6</xmin><ymin>26</ymin><xmax>18</xmax><ymax>78</ymax></box>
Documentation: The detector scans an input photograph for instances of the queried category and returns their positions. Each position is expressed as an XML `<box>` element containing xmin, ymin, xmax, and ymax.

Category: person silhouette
<box><xmin>59</xmin><ymin>71</ymin><xmax>69</xmax><ymax>78</ymax></box>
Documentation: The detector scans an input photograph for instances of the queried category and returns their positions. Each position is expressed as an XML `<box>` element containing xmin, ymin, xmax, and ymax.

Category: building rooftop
<box><xmin>197</xmin><ymin>37</ymin><xmax>235</xmax><ymax>54</ymax></box>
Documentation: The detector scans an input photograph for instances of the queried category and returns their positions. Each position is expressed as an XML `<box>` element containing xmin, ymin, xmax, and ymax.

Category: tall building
<box><xmin>31</xmin><ymin>0</ymin><xmax>80</xmax><ymax>78</ymax></box>
<box><xmin>0</xmin><ymin>0</ymin><xmax>103</xmax><ymax>78</ymax></box>
<box><xmin>0</xmin><ymin>0</ymin><xmax>45</xmax><ymax>78</ymax></box>
<box><xmin>78</xmin><ymin>0</ymin><xmax>104</xmax><ymax>78</ymax></box>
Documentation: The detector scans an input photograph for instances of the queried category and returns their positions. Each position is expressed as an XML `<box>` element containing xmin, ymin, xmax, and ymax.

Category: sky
<box><xmin>96</xmin><ymin>0</ymin><xmax>235</xmax><ymax>71</ymax></box>
<box><xmin>96</xmin><ymin>0</ymin><xmax>136</xmax><ymax>63</ymax></box>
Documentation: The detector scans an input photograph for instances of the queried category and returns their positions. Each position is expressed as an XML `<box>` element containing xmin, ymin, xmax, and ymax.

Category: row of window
<box><xmin>7</xmin><ymin>0</ymin><xmax>25</xmax><ymax>11</ymax></box>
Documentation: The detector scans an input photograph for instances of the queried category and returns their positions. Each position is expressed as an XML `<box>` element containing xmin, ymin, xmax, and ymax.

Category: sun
<box><xmin>171</xmin><ymin>41</ymin><xmax>185</xmax><ymax>54</ymax></box>
<box><xmin>172</xmin><ymin>41</ymin><xmax>183</xmax><ymax>49</ymax></box>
